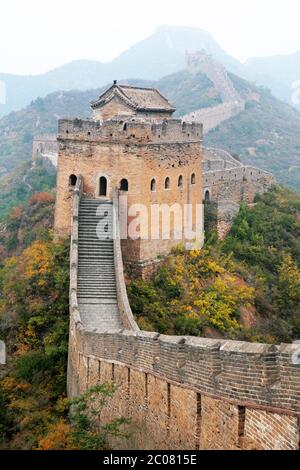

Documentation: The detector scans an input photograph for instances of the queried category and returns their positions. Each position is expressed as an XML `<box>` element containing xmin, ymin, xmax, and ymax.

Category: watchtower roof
<box><xmin>91</xmin><ymin>82</ymin><xmax>176</xmax><ymax>114</ymax></box>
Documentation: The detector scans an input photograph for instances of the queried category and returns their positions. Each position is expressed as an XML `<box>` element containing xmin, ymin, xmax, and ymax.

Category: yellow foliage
<box><xmin>4</xmin><ymin>256</ymin><xmax>18</xmax><ymax>269</ymax></box>
<box><xmin>170</xmin><ymin>250</ymin><xmax>255</xmax><ymax>334</ymax></box>
<box><xmin>2</xmin><ymin>377</ymin><xmax>18</xmax><ymax>391</ymax></box>
<box><xmin>278</xmin><ymin>254</ymin><xmax>300</xmax><ymax>303</ymax></box>
<box><xmin>21</xmin><ymin>241</ymin><xmax>53</xmax><ymax>286</ymax></box>
<box><xmin>38</xmin><ymin>420</ymin><xmax>72</xmax><ymax>450</ymax></box>
<box><xmin>9</xmin><ymin>397</ymin><xmax>37</xmax><ymax>412</ymax></box>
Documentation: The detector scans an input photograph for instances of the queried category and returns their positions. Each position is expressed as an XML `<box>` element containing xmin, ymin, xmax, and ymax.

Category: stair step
<box><xmin>78</xmin><ymin>266</ymin><xmax>115</xmax><ymax>269</ymax></box>
<box><xmin>79</xmin><ymin>255</ymin><xmax>114</xmax><ymax>257</ymax></box>
<box><xmin>78</xmin><ymin>291</ymin><xmax>117</xmax><ymax>294</ymax></box>
<box><xmin>78</xmin><ymin>264</ymin><xmax>114</xmax><ymax>267</ymax></box>
<box><xmin>78</xmin><ymin>293</ymin><xmax>117</xmax><ymax>296</ymax></box>
<box><xmin>79</xmin><ymin>257</ymin><xmax>114</xmax><ymax>260</ymax></box>
<box><xmin>78</xmin><ymin>254</ymin><xmax>114</xmax><ymax>257</ymax></box>
<box><xmin>79</xmin><ymin>218</ymin><xmax>113</xmax><ymax>219</ymax></box>
<box><xmin>77</xmin><ymin>198</ymin><xmax>121</xmax><ymax>329</ymax></box>
<box><xmin>79</xmin><ymin>246</ymin><xmax>114</xmax><ymax>250</ymax></box>
<box><xmin>78</xmin><ymin>250</ymin><xmax>113</xmax><ymax>252</ymax></box>
<box><xmin>78</xmin><ymin>284</ymin><xmax>116</xmax><ymax>288</ymax></box>
<box><xmin>78</xmin><ymin>260</ymin><xmax>114</xmax><ymax>263</ymax></box>
<box><xmin>78</xmin><ymin>279</ymin><xmax>116</xmax><ymax>282</ymax></box>
<box><xmin>78</xmin><ymin>296</ymin><xmax>117</xmax><ymax>299</ymax></box>
<box><xmin>78</xmin><ymin>294</ymin><xmax>116</xmax><ymax>297</ymax></box>
<box><xmin>78</xmin><ymin>286</ymin><xmax>116</xmax><ymax>290</ymax></box>
<box><xmin>78</xmin><ymin>282</ymin><xmax>116</xmax><ymax>286</ymax></box>
<box><xmin>78</xmin><ymin>276</ymin><xmax>115</xmax><ymax>279</ymax></box>
<box><xmin>78</xmin><ymin>286</ymin><xmax>116</xmax><ymax>289</ymax></box>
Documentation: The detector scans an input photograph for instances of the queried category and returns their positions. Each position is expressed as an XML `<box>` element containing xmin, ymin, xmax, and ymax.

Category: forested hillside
<box><xmin>206</xmin><ymin>74</ymin><xmax>300</xmax><ymax>190</ymax></box>
<box><xmin>128</xmin><ymin>187</ymin><xmax>300</xmax><ymax>344</ymax></box>
<box><xmin>0</xmin><ymin>192</ymin><xmax>127</xmax><ymax>449</ymax></box>
<box><xmin>0</xmin><ymin>159</ymin><xmax>56</xmax><ymax>221</ymax></box>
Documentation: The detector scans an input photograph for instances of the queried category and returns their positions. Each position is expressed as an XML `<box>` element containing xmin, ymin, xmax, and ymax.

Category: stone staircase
<box><xmin>77</xmin><ymin>198</ymin><xmax>121</xmax><ymax>331</ymax></box>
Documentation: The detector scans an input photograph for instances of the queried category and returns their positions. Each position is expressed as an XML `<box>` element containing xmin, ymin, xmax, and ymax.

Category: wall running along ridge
<box><xmin>32</xmin><ymin>134</ymin><xmax>59</xmax><ymax>169</ymax></box>
<box><xmin>184</xmin><ymin>101</ymin><xmax>245</xmax><ymax>135</ymax></box>
<box><xmin>68</xmin><ymin>177</ymin><xmax>300</xmax><ymax>450</ymax></box>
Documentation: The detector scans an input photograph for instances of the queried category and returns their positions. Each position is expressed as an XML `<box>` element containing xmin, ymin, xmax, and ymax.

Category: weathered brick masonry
<box><xmin>68</xmin><ymin>313</ymin><xmax>300</xmax><ymax>450</ymax></box>
<box><xmin>202</xmin><ymin>148</ymin><xmax>275</xmax><ymax>239</ymax></box>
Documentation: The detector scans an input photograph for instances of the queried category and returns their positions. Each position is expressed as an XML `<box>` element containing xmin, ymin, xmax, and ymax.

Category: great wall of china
<box><xmin>34</xmin><ymin>64</ymin><xmax>298</xmax><ymax>450</ymax></box>
<box><xmin>184</xmin><ymin>51</ymin><xmax>246</xmax><ymax>133</ymax></box>
<box><xmin>68</xmin><ymin>175</ymin><xmax>300</xmax><ymax>450</ymax></box>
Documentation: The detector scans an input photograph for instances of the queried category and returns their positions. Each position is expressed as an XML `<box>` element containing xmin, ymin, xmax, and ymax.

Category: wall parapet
<box><xmin>113</xmin><ymin>190</ymin><xmax>139</xmax><ymax>332</ymax></box>
<box><xmin>203</xmin><ymin>165</ymin><xmax>275</xmax><ymax>184</ymax></box>
<box><xmin>70</xmin><ymin>322</ymin><xmax>300</xmax><ymax>415</ymax></box>
<box><xmin>67</xmin><ymin>175</ymin><xmax>84</xmax><ymax>394</ymax></box>
<box><xmin>58</xmin><ymin>117</ymin><xmax>203</xmax><ymax>145</ymax></box>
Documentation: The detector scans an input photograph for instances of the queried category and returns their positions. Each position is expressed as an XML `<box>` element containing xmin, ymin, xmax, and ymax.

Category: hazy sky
<box><xmin>1</xmin><ymin>0</ymin><xmax>300</xmax><ymax>75</ymax></box>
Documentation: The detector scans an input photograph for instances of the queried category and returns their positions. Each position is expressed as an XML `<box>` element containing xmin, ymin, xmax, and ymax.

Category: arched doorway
<box><xmin>99</xmin><ymin>176</ymin><xmax>108</xmax><ymax>197</ymax></box>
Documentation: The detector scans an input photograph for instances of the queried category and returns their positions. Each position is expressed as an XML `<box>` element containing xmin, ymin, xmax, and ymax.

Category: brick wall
<box><xmin>202</xmin><ymin>164</ymin><xmax>275</xmax><ymax>239</ymax></box>
<box><xmin>184</xmin><ymin>102</ymin><xmax>245</xmax><ymax>134</ymax></box>
<box><xmin>68</xmin><ymin>316</ymin><xmax>300</xmax><ymax>450</ymax></box>
<box><xmin>32</xmin><ymin>134</ymin><xmax>59</xmax><ymax>159</ymax></box>
<box><xmin>203</xmin><ymin>166</ymin><xmax>275</xmax><ymax>204</ymax></box>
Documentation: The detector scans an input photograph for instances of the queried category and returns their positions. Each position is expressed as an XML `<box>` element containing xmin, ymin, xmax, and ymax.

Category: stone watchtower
<box><xmin>54</xmin><ymin>82</ymin><xmax>204</xmax><ymax>275</ymax></box>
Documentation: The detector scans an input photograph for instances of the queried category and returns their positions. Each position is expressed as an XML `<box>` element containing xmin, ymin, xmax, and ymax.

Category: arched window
<box><xmin>120</xmin><ymin>179</ymin><xmax>129</xmax><ymax>191</ymax></box>
<box><xmin>165</xmin><ymin>177</ymin><xmax>170</xmax><ymax>190</ymax></box>
<box><xmin>178</xmin><ymin>175</ymin><xmax>183</xmax><ymax>188</ymax></box>
<box><xmin>191</xmin><ymin>173</ymin><xmax>196</xmax><ymax>185</ymax></box>
<box><xmin>205</xmin><ymin>190</ymin><xmax>210</xmax><ymax>202</ymax></box>
<box><xmin>69</xmin><ymin>174</ymin><xmax>77</xmax><ymax>187</ymax></box>
<box><xmin>151</xmin><ymin>179</ymin><xmax>156</xmax><ymax>192</ymax></box>
<box><xmin>99</xmin><ymin>176</ymin><xmax>107</xmax><ymax>197</ymax></box>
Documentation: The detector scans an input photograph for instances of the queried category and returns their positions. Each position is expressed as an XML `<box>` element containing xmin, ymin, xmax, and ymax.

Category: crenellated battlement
<box><xmin>58</xmin><ymin>117</ymin><xmax>203</xmax><ymax>145</ymax></box>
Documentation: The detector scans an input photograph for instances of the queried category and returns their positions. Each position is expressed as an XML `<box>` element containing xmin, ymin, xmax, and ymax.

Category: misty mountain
<box><xmin>0</xmin><ymin>26</ymin><xmax>243</xmax><ymax>117</ymax></box>
<box><xmin>244</xmin><ymin>50</ymin><xmax>300</xmax><ymax>109</ymax></box>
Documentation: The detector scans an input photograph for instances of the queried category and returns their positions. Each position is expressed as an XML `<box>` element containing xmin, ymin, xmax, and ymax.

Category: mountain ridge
<box><xmin>243</xmin><ymin>50</ymin><xmax>300</xmax><ymax>110</ymax></box>
<box><xmin>1</xmin><ymin>62</ymin><xmax>300</xmax><ymax>198</ymax></box>
<box><xmin>1</xmin><ymin>25</ymin><xmax>299</xmax><ymax>118</ymax></box>
<box><xmin>0</xmin><ymin>26</ymin><xmax>243</xmax><ymax>117</ymax></box>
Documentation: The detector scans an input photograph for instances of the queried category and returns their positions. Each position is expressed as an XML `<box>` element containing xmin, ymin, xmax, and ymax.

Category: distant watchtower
<box><xmin>54</xmin><ymin>82</ymin><xmax>204</xmax><ymax>276</ymax></box>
